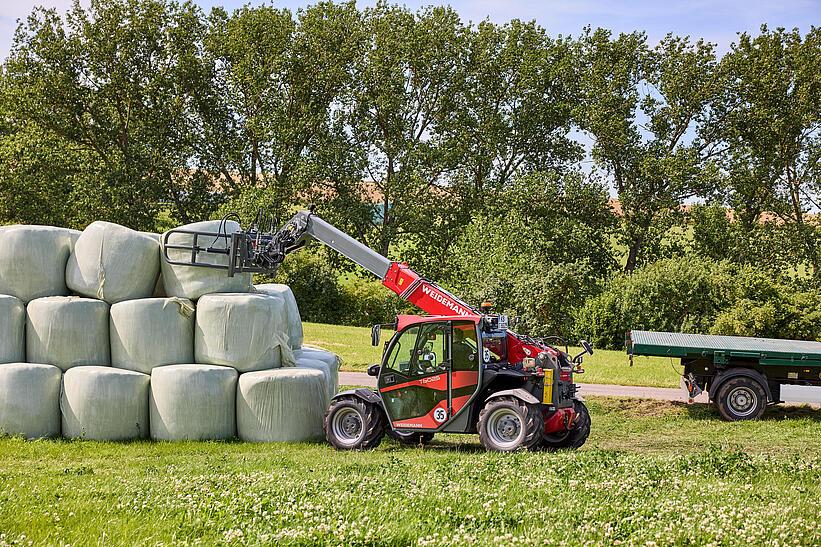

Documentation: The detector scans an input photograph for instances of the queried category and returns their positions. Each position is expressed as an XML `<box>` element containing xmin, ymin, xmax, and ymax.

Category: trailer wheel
<box><xmin>541</xmin><ymin>400</ymin><xmax>591</xmax><ymax>450</ymax></box>
<box><xmin>716</xmin><ymin>376</ymin><xmax>767</xmax><ymax>421</ymax></box>
<box><xmin>478</xmin><ymin>397</ymin><xmax>542</xmax><ymax>452</ymax></box>
<box><xmin>324</xmin><ymin>396</ymin><xmax>385</xmax><ymax>450</ymax></box>
<box><xmin>387</xmin><ymin>430</ymin><xmax>434</xmax><ymax>445</ymax></box>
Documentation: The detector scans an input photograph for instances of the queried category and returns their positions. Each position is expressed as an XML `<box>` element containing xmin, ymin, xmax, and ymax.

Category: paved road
<box><xmin>339</xmin><ymin>371</ymin><xmax>820</xmax><ymax>407</ymax></box>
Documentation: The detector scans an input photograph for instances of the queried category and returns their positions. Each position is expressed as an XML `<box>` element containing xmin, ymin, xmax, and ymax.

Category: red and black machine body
<box><xmin>163</xmin><ymin>209</ymin><xmax>591</xmax><ymax>451</ymax></box>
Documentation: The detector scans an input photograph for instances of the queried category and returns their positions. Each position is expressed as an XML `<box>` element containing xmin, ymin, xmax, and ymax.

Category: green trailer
<box><xmin>627</xmin><ymin>330</ymin><xmax>821</xmax><ymax>421</ymax></box>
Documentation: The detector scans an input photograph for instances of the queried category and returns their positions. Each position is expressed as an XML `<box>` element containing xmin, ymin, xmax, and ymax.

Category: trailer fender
<box><xmin>485</xmin><ymin>388</ymin><xmax>540</xmax><ymax>405</ymax></box>
<box><xmin>709</xmin><ymin>368</ymin><xmax>772</xmax><ymax>402</ymax></box>
<box><xmin>331</xmin><ymin>387</ymin><xmax>381</xmax><ymax>405</ymax></box>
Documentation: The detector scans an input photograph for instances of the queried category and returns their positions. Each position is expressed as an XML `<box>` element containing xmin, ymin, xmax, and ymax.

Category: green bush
<box><xmin>576</xmin><ymin>257</ymin><xmax>821</xmax><ymax>350</ymax></box>
<box><xmin>574</xmin><ymin>258</ymin><xmax>737</xmax><ymax>349</ymax></box>
<box><xmin>711</xmin><ymin>290</ymin><xmax>821</xmax><ymax>340</ymax></box>
<box><xmin>257</xmin><ymin>250</ymin><xmax>347</xmax><ymax>324</ymax></box>
<box><xmin>338</xmin><ymin>280</ymin><xmax>415</xmax><ymax>327</ymax></box>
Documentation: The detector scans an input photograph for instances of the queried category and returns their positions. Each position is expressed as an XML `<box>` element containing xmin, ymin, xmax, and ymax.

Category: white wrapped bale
<box><xmin>296</xmin><ymin>357</ymin><xmax>338</xmax><ymax>401</ymax></box>
<box><xmin>26</xmin><ymin>296</ymin><xmax>110</xmax><ymax>370</ymax></box>
<box><xmin>150</xmin><ymin>364</ymin><xmax>237</xmax><ymax>440</ymax></box>
<box><xmin>237</xmin><ymin>368</ymin><xmax>326</xmax><ymax>442</ymax></box>
<box><xmin>0</xmin><ymin>295</ymin><xmax>25</xmax><ymax>363</ymax></box>
<box><xmin>67</xmin><ymin>228</ymin><xmax>81</xmax><ymax>251</ymax></box>
<box><xmin>141</xmin><ymin>233</ymin><xmax>168</xmax><ymax>297</ymax></box>
<box><xmin>66</xmin><ymin>221</ymin><xmax>160</xmax><ymax>304</ymax></box>
<box><xmin>60</xmin><ymin>366</ymin><xmax>149</xmax><ymax>440</ymax></box>
<box><xmin>160</xmin><ymin>220</ymin><xmax>252</xmax><ymax>300</ymax></box>
<box><xmin>295</xmin><ymin>347</ymin><xmax>340</xmax><ymax>371</ymax></box>
<box><xmin>0</xmin><ymin>363</ymin><xmax>61</xmax><ymax>438</ymax></box>
<box><xmin>110</xmin><ymin>297</ymin><xmax>195</xmax><ymax>374</ymax></box>
<box><xmin>253</xmin><ymin>284</ymin><xmax>303</xmax><ymax>349</ymax></box>
<box><xmin>195</xmin><ymin>293</ymin><xmax>292</xmax><ymax>372</ymax></box>
<box><xmin>0</xmin><ymin>225</ymin><xmax>76</xmax><ymax>302</ymax></box>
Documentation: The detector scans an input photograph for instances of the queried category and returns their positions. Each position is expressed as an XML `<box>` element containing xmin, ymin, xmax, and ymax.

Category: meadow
<box><xmin>303</xmin><ymin>322</ymin><xmax>680</xmax><ymax>387</ymax></box>
<box><xmin>0</xmin><ymin>397</ymin><xmax>818</xmax><ymax>545</ymax></box>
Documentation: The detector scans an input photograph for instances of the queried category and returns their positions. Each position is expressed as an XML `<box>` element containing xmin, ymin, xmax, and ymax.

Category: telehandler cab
<box><xmin>163</xmin><ymin>209</ymin><xmax>592</xmax><ymax>451</ymax></box>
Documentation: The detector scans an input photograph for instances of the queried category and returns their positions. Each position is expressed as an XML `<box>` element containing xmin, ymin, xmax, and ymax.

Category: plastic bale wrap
<box><xmin>253</xmin><ymin>284</ymin><xmax>303</xmax><ymax>349</ymax></box>
<box><xmin>149</xmin><ymin>364</ymin><xmax>237</xmax><ymax>440</ymax></box>
<box><xmin>0</xmin><ymin>225</ymin><xmax>76</xmax><ymax>302</ymax></box>
<box><xmin>195</xmin><ymin>293</ymin><xmax>293</xmax><ymax>372</ymax></box>
<box><xmin>296</xmin><ymin>357</ymin><xmax>338</xmax><ymax>401</ymax></box>
<box><xmin>160</xmin><ymin>220</ymin><xmax>252</xmax><ymax>300</ymax></box>
<box><xmin>295</xmin><ymin>347</ymin><xmax>340</xmax><ymax>376</ymax></box>
<box><xmin>0</xmin><ymin>363</ymin><xmax>61</xmax><ymax>438</ymax></box>
<box><xmin>26</xmin><ymin>296</ymin><xmax>110</xmax><ymax>370</ymax></box>
<box><xmin>60</xmin><ymin>366</ymin><xmax>150</xmax><ymax>440</ymax></box>
<box><xmin>140</xmin><ymin>232</ymin><xmax>167</xmax><ymax>297</ymax></box>
<box><xmin>66</xmin><ymin>221</ymin><xmax>160</xmax><ymax>304</ymax></box>
<box><xmin>237</xmin><ymin>368</ymin><xmax>326</xmax><ymax>442</ymax></box>
<box><xmin>0</xmin><ymin>295</ymin><xmax>25</xmax><ymax>363</ymax></box>
<box><xmin>110</xmin><ymin>297</ymin><xmax>195</xmax><ymax>374</ymax></box>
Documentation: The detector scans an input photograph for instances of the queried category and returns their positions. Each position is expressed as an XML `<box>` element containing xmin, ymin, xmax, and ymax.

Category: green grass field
<box><xmin>0</xmin><ymin>397</ymin><xmax>818</xmax><ymax>545</ymax></box>
<box><xmin>303</xmin><ymin>322</ymin><xmax>680</xmax><ymax>387</ymax></box>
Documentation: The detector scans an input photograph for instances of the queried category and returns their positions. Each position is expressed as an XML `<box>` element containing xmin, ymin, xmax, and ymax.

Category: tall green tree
<box><xmin>3</xmin><ymin>0</ymin><xmax>219</xmax><ymax>229</ymax></box>
<box><xmin>446</xmin><ymin>171</ymin><xmax>616</xmax><ymax>336</ymax></box>
<box><xmin>342</xmin><ymin>2</ymin><xmax>468</xmax><ymax>258</ymax></box>
<box><xmin>576</xmin><ymin>28</ymin><xmax>723</xmax><ymax>271</ymax></box>
<box><xmin>205</xmin><ymin>1</ymin><xmax>364</xmax><ymax>224</ymax></box>
<box><xmin>405</xmin><ymin>18</ymin><xmax>582</xmax><ymax>278</ymax></box>
<box><xmin>713</xmin><ymin>26</ymin><xmax>821</xmax><ymax>278</ymax></box>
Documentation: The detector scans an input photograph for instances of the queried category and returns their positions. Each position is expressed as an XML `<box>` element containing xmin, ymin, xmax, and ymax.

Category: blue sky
<box><xmin>1</xmin><ymin>0</ymin><xmax>817</xmax><ymax>59</ymax></box>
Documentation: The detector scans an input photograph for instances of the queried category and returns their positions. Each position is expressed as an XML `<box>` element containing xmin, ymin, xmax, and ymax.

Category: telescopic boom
<box><xmin>279</xmin><ymin>211</ymin><xmax>479</xmax><ymax>318</ymax></box>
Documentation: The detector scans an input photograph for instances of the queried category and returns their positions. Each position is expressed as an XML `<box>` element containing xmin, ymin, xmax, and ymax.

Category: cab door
<box><xmin>378</xmin><ymin>320</ymin><xmax>482</xmax><ymax>430</ymax></box>
<box><xmin>449</xmin><ymin>321</ymin><xmax>481</xmax><ymax>417</ymax></box>
<box><xmin>378</xmin><ymin>322</ymin><xmax>450</xmax><ymax>430</ymax></box>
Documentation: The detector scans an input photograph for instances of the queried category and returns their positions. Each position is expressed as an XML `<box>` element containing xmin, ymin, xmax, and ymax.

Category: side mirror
<box><xmin>572</xmin><ymin>340</ymin><xmax>594</xmax><ymax>364</ymax></box>
<box><xmin>367</xmin><ymin>364</ymin><xmax>381</xmax><ymax>377</ymax></box>
<box><xmin>371</xmin><ymin>324</ymin><xmax>381</xmax><ymax>347</ymax></box>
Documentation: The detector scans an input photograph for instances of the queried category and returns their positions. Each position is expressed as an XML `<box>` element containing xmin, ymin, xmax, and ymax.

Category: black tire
<box><xmin>386</xmin><ymin>430</ymin><xmax>434</xmax><ymax>445</ymax></box>
<box><xmin>541</xmin><ymin>400</ymin><xmax>591</xmax><ymax>450</ymax></box>
<box><xmin>477</xmin><ymin>397</ymin><xmax>543</xmax><ymax>452</ymax></box>
<box><xmin>715</xmin><ymin>376</ymin><xmax>767</xmax><ymax>421</ymax></box>
<box><xmin>324</xmin><ymin>396</ymin><xmax>385</xmax><ymax>450</ymax></box>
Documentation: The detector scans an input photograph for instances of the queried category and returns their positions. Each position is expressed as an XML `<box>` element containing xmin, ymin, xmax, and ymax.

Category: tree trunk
<box><xmin>625</xmin><ymin>237</ymin><xmax>643</xmax><ymax>273</ymax></box>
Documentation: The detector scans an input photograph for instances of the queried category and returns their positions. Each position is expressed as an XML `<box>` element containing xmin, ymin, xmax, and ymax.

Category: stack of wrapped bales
<box><xmin>0</xmin><ymin>220</ymin><xmax>340</xmax><ymax>442</ymax></box>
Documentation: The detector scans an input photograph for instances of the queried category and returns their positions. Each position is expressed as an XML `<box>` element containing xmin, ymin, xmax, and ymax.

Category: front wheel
<box><xmin>478</xmin><ymin>397</ymin><xmax>543</xmax><ymax>452</ymax></box>
<box><xmin>324</xmin><ymin>396</ymin><xmax>385</xmax><ymax>450</ymax></box>
<box><xmin>715</xmin><ymin>376</ymin><xmax>767</xmax><ymax>421</ymax></box>
<box><xmin>542</xmin><ymin>400</ymin><xmax>591</xmax><ymax>450</ymax></box>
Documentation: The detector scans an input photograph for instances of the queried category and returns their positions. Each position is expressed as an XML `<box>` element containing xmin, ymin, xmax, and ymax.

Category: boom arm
<box><xmin>162</xmin><ymin>208</ymin><xmax>570</xmax><ymax>364</ymax></box>
<box><xmin>289</xmin><ymin>211</ymin><xmax>477</xmax><ymax>318</ymax></box>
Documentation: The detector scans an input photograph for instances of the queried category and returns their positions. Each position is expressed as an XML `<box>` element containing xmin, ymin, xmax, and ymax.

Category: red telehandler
<box><xmin>163</xmin><ymin>209</ymin><xmax>592</xmax><ymax>451</ymax></box>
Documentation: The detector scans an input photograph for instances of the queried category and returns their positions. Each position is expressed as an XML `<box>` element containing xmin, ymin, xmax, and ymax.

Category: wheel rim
<box><xmin>486</xmin><ymin>408</ymin><xmax>524</xmax><ymax>449</ymax></box>
<box><xmin>727</xmin><ymin>386</ymin><xmax>758</xmax><ymax>417</ymax></box>
<box><xmin>332</xmin><ymin>407</ymin><xmax>364</xmax><ymax>446</ymax></box>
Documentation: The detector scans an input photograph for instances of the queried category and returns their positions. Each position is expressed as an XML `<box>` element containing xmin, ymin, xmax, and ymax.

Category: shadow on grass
<box><xmin>685</xmin><ymin>402</ymin><xmax>821</xmax><ymax>422</ymax></box>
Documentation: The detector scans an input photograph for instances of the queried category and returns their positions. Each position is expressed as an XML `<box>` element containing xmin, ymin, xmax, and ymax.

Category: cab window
<box><xmin>386</xmin><ymin>326</ymin><xmax>419</xmax><ymax>375</ymax></box>
<box><xmin>482</xmin><ymin>333</ymin><xmax>507</xmax><ymax>363</ymax></box>
<box><xmin>452</xmin><ymin>322</ymin><xmax>479</xmax><ymax>371</ymax></box>
<box><xmin>411</xmin><ymin>323</ymin><xmax>447</xmax><ymax>377</ymax></box>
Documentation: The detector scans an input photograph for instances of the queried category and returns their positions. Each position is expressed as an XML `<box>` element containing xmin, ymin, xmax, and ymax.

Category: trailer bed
<box><xmin>628</xmin><ymin>330</ymin><xmax>821</xmax><ymax>367</ymax></box>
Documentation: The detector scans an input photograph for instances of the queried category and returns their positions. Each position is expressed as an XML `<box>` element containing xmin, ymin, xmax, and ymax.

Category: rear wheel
<box><xmin>387</xmin><ymin>430</ymin><xmax>434</xmax><ymax>445</ymax></box>
<box><xmin>324</xmin><ymin>396</ymin><xmax>385</xmax><ymax>450</ymax></box>
<box><xmin>541</xmin><ymin>400</ymin><xmax>591</xmax><ymax>450</ymax></box>
<box><xmin>715</xmin><ymin>377</ymin><xmax>767</xmax><ymax>421</ymax></box>
<box><xmin>478</xmin><ymin>397</ymin><xmax>542</xmax><ymax>452</ymax></box>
